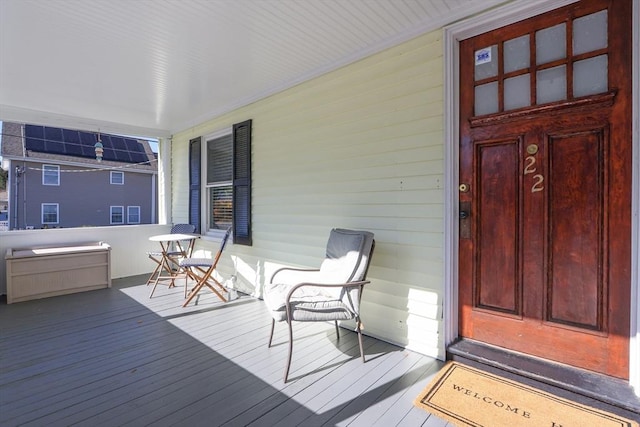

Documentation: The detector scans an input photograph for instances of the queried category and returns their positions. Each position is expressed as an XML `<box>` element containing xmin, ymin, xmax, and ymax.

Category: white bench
<box><xmin>5</xmin><ymin>242</ymin><xmax>111</xmax><ymax>304</ymax></box>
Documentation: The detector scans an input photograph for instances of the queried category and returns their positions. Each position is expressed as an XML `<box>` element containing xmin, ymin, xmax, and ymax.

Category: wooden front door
<box><xmin>458</xmin><ymin>0</ymin><xmax>631</xmax><ymax>379</ymax></box>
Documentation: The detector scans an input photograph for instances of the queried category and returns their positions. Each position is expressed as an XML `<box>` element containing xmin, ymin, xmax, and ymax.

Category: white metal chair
<box><xmin>263</xmin><ymin>228</ymin><xmax>375</xmax><ymax>382</ymax></box>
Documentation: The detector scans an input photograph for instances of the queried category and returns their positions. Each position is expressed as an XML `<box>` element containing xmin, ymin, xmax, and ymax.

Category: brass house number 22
<box><xmin>524</xmin><ymin>144</ymin><xmax>544</xmax><ymax>193</ymax></box>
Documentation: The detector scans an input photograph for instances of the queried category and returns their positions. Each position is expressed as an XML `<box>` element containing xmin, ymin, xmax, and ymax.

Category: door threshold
<box><xmin>447</xmin><ymin>338</ymin><xmax>640</xmax><ymax>418</ymax></box>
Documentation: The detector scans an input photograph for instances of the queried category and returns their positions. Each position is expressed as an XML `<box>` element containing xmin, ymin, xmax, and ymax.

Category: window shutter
<box><xmin>188</xmin><ymin>137</ymin><xmax>201</xmax><ymax>234</ymax></box>
<box><xmin>232</xmin><ymin>119</ymin><xmax>252</xmax><ymax>245</ymax></box>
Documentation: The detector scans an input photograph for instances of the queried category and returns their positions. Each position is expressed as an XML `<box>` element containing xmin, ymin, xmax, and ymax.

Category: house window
<box><xmin>42</xmin><ymin>203</ymin><xmax>59</xmax><ymax>224</ymax></box>
<box><xmin>206</xmin><ymin>132</ymin><xmax>233</xmax><ymax>233</ymax></box>
<box><xmin>42</xmin><ymin>165</ymin><xmax>60</xmax><ymax>186</ymax></box>
<box><xmin>110</xmin><ymin>206</ymin><xmax>124</xmax><ymax>224</ymax></box>
<box><xmin>127</xmin><ymin>206</ymin><xmax>141</xmax><ymax>224</ymax></box>
<box><xmin>110</xmin><ymin>171</ymin><xmax>124</xmax><ymax>185</ymax></box>
<box><xmin>189</xmin><ymin>120</ymin><xmax>252</xmax><ymax>245</ymax></box>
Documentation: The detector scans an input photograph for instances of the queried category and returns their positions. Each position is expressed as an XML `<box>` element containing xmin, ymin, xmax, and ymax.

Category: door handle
<box><xmin>459</xmin><ymin>211</ymin><xmax>469</xmax><ymax>219</ymax></box>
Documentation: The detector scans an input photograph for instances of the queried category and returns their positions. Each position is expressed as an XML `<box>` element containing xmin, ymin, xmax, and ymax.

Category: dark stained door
<box><xmin>458</xmin><ymin>0</ymin><xmax>632</xmax><ymax>379</ymax></box>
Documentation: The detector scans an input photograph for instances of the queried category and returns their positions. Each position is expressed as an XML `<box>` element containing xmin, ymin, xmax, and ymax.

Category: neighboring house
<box><xmin>0</xmin><ymin>122</ymin><xmax>158</xmax><ymax>229</ymax></box>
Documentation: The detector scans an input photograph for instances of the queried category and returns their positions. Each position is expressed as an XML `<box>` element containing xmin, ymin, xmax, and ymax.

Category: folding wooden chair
<box><xmin>179</xmin><ymin>227</ymin><xmax>232</xmax><ymax>307</ymax></box>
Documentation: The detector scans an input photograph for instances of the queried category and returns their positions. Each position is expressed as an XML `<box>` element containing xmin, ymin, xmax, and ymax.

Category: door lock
<box><xmin>459</xmin><ymin>183</ymin><xmax>469</xmax><ymax>193</ymax></box>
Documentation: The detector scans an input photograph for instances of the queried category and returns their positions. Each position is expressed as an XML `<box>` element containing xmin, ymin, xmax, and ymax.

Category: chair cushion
<box><xmin>179</xmin><ymin>257</ymin><xmax>214</xmax><ymax>268</ymax></box>
<box><xmin>264</xmin><ymin>282</ymin><xmax>355</xmax><ymax>322</ymax></box>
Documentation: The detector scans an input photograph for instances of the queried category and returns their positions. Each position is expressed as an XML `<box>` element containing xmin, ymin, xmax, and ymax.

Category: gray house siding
<box><xmin>11</xmin><ymin>162</ymin><xmax>155</xmax><ymax>228</ymax></box>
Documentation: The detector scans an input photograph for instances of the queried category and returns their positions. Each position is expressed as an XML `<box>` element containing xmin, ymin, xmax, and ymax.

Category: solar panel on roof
<box><xmin>130</xmin><ymin>152</ymin><xmax>149</xmax><ymax>163</ymax></box>
<box><xmin>65</xmin><ymin>143</ymin><xmax>83</xmax><ymax>156</ymax></box>
<box><xmin>25</xmin><ymin>137</ymin><xmax>45</xmax><ymax>151</ymax></box>
<box><xmin>80</xmin><ymin>132</ymin><xmax>96</xmax><ymax>146</ymax></box>
<box><xmin>21</xmin><ymin>124</ymin><xmax>151</xmax><ymax>164</ymax></box>
<box><xmin>99</xmin><ymin>135</ymin><xmax>113</xmax><ymax>148</ymax></box>
<box><xmin>125</xmin><ymin>138</ymin><xmax>143</xmax><ymax>152</ymax></box>
<box><xmin>102</xmin><ymin>148</ymin><xmax>117</xmax><ymax>161</ymax></box>
<box><xmin>46</xmin><ymin>141</ymin><xmax>66</xmax><ymax>155</ymax></box>
<box><xmin>44</xmin><ymin>127</ymin><xmax>63</xmax><ymax>141</ymax></box>
<box><xmin>111</xmin><ymin>137</ymin><xmax>127</xmax><ymax>150</ymax></box>
<box><xmin>25</xmin><ymin>125</ymin><xmax>44</xmax><ymax>139</ymax></box>
<box><xmin>63</xmin><ymin>129</ymin><xmax>80</xmax><ymax>143</ymax></box>
<box><xmin>81</xmin><ymin>144</ymin><xmax>95</xmax><ymax>157</ymax></box>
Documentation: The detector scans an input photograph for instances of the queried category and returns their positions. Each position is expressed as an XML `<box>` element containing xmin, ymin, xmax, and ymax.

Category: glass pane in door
<box><xmin>573</xmin><ymin>10</ymin><xmax>607</xmax><ymax>55</ymax></box>
<box><xmin>574</xmin><ymin>55</ymin><xmax>608</xmax><ymax>97</ymax></box>
<box><xmin>536</xmin><ymin>23</ymin><xmax>566</xmax><ymax>65</ymax></box>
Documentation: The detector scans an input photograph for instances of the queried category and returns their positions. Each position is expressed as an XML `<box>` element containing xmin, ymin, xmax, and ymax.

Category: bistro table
<box><xmin>148</xmin><ymin>233</ymin><xmax>199</xmax><ymax>298</ymax></box>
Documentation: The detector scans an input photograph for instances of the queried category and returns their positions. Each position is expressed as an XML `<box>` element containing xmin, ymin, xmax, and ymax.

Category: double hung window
<box><xmin>189</xmin><ymin>120</ymin><xmax>252</xmax><ymax>245</ymax></box>
<box><xmin>42</xmin><ymin>165</ymin><xmax>60</xmax><ymax>186</ymax></box>
<box><xmin>41</xmin><ymin>203</ymin><xmax>59</xmax><ymax>224</ymax></box>
<box><xmin>110</xmin><ymin>206</ymin><xmax>124</xmax><ymax>224</ymax></box>
<box><xmin>127</xmin><ymin>206</ymin><xmax>141</xmax><ymax>224</ymax></box>
<box><xmin>110</xmin><ymin>171</ymin><xmax>124</xmax><ymax>185</ymax></box>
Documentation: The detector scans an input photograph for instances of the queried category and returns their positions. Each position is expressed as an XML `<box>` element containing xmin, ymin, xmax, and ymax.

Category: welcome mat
<box><xmin>414</xmin><ymin>362</ymin><xmax>639</xmax><ymax>427</ymax></box>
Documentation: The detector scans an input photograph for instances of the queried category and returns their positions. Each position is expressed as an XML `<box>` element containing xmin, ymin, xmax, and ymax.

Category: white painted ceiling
<box><xmin>0</xmin><ymin>0</ymin><xmax>506</xmax><ymax>138</ymax></box>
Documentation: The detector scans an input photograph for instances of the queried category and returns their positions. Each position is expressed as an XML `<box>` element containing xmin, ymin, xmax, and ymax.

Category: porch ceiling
<box><xmin>0</xmin><ymin>0</ymin><xmax>506</xmax><ymax>138</ymax></box>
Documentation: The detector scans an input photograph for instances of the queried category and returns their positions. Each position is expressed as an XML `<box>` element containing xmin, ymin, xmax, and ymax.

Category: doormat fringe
<box><xmin>414</xmin><ymin>362</ymin><xmax>638</xmax><ymax>427</ymax></box>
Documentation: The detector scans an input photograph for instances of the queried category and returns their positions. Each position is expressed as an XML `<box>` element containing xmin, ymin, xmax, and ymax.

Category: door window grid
<box><xmin>473</xmin><ymin>9</ymin><xmax>608</xmax><ymax>116</ymax></box>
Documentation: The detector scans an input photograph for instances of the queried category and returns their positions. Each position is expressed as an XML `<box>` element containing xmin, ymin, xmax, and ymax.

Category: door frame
<box><xmin>443</xmin><ymin>0</ymin><xmax>640</xmax><ymax>395</ymax></box>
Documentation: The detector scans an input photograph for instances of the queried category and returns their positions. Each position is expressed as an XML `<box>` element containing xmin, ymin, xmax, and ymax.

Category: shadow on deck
<box><xmin>0</xmin><ymin>275</ymin><xmax>447</xmax><ymax>427</ymax></box>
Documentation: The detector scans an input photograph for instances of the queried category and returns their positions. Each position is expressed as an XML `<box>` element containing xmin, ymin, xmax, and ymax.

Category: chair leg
<box><xmin>284</xmin><ymin>319</ymin><xmax>294</xmax><ymax>383</ymax></box>
<box><xmin>268</xmin><ymin>319</ymin><xmax>275</xmax><ymax>347</ymax></box>
<box><xmin>356</xmin><ymin>320</ymin><xmax>365</xmax><ymax>363</ymax></box>
<box><xmin>146</xmin><ymin>260</ymin><xmax>162</xmax><ymax>285</ymax></box>
<box><xmin>334</xmin><ymin>320</ymin><xmax>340</xmax><ymax>339</ymax></box>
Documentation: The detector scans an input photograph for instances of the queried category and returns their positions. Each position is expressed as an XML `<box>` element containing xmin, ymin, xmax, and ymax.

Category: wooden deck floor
<box><xmin>0</xmin><ymin>275</ymin><xmax>449</xmax><ymax>427</ymax></box>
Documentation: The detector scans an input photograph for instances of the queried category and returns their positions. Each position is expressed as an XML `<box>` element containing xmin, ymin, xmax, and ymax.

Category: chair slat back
<box><xmin>171</xmin><ymin>223</ymin><xmax>196</xmax><ymax>234</ymax></box>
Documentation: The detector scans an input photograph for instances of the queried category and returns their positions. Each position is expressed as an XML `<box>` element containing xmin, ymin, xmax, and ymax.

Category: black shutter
<box><xmin>188</xmin><ymin>137</ymin><xmax>201</xmax><ymax>234</ymax></box>
<box><xmin>232</xmin><ymin>119</ymin><xmax>252</xmax><ymax>245</ymax></box>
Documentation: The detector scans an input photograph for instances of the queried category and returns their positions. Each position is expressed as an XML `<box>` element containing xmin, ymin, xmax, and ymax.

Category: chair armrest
<box><xmin>270</xmin><ymin>267</ymin><xmax>321</xmax><ymax>284</ymax></box>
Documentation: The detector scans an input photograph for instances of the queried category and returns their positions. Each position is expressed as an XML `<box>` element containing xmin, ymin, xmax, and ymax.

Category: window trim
<box><xmin>110</xmin><ymin>206</ymin><xmax>124</xmax><ymax>224</ymax></box>
<box><xmin>41</xmin><ymin>203</ymin><xmax>59</xmax><ymax>224</ymax></box>
<box><xmin>189</xmin><ymin>119</ymin><xmax>252</xmax><ymax>245</ymax></box>
<box><xmin>127</xmin><ymin>206</ymin><xmax>141</xmax><ymax>224</ymax></box>
<box><xmin>42</xmin><ymin>165</ymin><xmax>60</xmax><ymax>186</ymax></box>
<box><xmin>110</xmin><ymin>171</ymin><xmax>124</xmax><ymax>185</ymax></box>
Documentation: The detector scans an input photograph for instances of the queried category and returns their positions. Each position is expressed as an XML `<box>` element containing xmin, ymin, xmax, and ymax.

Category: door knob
<box><xmin>459</xmin><ymin>211</ymin><xmax>469</xmax><ymax>219</ymax></box>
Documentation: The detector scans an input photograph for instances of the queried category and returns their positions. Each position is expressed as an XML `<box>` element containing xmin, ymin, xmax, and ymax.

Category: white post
<box><xmin>157</xmin><ymin>137</ymin><xmax>172</xmax><ymax>225</ymax></box>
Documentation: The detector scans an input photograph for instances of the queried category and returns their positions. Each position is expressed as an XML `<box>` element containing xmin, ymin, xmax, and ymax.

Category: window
<box><xmin>110</xmin><ymin>171</ymin><xmax>124</xmax><ymax>185</ymax></box>
<box><xmin>189</xmin><ymin>119</ymin><xmax>252</xmax><ymax>245</ymax></box>
<box><xmin>110</xmin><ymin>206</ymin><xmax>124</xmax><ymax>224</ymax></box>
<box><xmin>42</xmin><ymin>203</ymin><xmax>59</xmax><ymax>224</ymax></box>
<box><xmin>127</xmin><ymin>206</ymin><xmax>141</xmax><ymax>224</ymax></box>
<box><xmin>206</xmin><ymin>132</ymin><xmax>233</xmax><ymax>233</ymax></box>
<box><xmin>42</xmin><ymin>165</ymin><xmax>60</xmax><ymax>186</ymax></box>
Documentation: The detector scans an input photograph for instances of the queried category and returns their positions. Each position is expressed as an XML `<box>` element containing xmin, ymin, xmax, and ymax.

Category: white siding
<box><xmin>171</xmin><ymin>30</ymin><xmax>445</xmax><ymax>358</ymax></box>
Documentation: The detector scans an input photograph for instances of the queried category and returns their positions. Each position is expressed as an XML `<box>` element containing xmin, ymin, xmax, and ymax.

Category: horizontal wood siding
<box><xmin>171</xmin><ymin>30</ymin><xmax>445</xmax><ymax>357</ymax></box>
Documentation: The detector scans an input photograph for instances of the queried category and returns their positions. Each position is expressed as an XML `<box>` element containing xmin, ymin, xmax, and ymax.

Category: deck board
<box><xmin>0</xmin><ymin>275</ymin><xmax>446</xmax><ymax>426</ymax></box>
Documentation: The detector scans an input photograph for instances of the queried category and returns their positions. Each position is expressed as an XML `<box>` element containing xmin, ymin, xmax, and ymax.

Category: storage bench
<box><xmin>5</xmin><ymin>242</ymin><xmax>111</xmax><ymax>304</ymax></box>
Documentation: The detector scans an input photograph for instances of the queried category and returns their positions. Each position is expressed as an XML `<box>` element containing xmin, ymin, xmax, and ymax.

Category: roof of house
<box><xmin>1</xmin><ymin>122</ymin><xmax>157</xmax><ymax>172</ymax></box>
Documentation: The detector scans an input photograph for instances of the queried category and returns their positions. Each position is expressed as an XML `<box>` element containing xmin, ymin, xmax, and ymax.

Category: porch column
<box><xmin>157</xmin><ymin>137</ymin><xmax>172</xmax><ymax>225</ymax></box>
